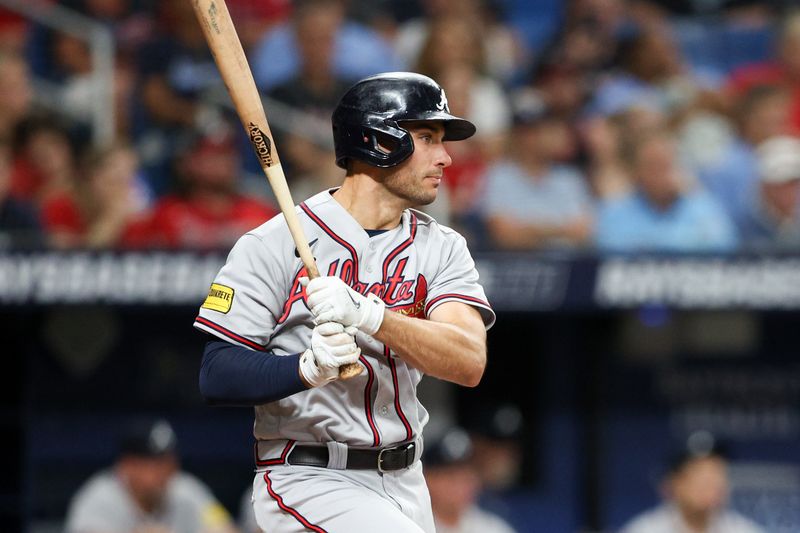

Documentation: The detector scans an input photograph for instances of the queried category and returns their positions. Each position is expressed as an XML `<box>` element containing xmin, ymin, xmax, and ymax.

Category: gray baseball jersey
<box><xmin>65</xmin><ymin>469</ymin><xmax>231</xmax><ymax>533</ymax></box>
<box><xmin>194</xmin><ymin>189</ymin><xmax>494</xmax><ymax>449</ymax></box>
<box><xmin>620</xmin><ymin>504</ymin><xmax>766</xmax><ymax>533</ymax></box>
<box><xmin>434</xmin><ymin>505</ymin><xmax>518</xmax><ymax>533</ymax></box>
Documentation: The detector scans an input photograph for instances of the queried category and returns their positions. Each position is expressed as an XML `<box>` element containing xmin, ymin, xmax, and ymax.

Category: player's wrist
<box><xmin>298</xmin><ymin>359</ymin><xmax>314</xmax><ymax>389</ymax></box>
<box><xmin>298</xmin><ymin>349</ymin><xmax>336</xmax><ymax>388</ymax></box>
<box><xmin>359</xmin><ymin>293</ymin><xmax>386</xmax><ymax>335</ymax></box>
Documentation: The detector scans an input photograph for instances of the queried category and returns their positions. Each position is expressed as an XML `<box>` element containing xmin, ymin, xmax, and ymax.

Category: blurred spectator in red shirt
<box><xmin>10</xmin><ymin>115</ymin><xmax>76</xmax><ymax>205</ymax></box>
<box><xmin>0</xmin><ymin>9</ymin><xmax>29</xmax><ymax>52</ymax></box>
<box><xmin>41</xmin><ymin>142</ymin><xmax>147</xmax><ymax>249</ymax></box>
<box><xmin>130</xmin><ymin>131</ymin><xmax>278</xmax><ymax>249</ymax></box>
<box><xmin>226</xmin><ymin>0</ymin><xmax>291</xmax><ymax>49</ymax></box>
<box><xmin>726</xmin><ymin>11</ymin><xmax>800</xmax><ymax>134</ymax></box>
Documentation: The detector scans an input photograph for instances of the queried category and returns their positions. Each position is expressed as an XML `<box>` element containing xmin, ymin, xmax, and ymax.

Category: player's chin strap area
<box><xmin>255</xmin><ymin>438</ymin><xmax>422</xmax><ymax>473</ymax></box>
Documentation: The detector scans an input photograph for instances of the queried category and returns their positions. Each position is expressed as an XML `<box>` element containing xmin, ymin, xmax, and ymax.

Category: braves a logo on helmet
<box><xmin>435</xmin><ymin>90</ymin><xmax>449</xmax><ymax>112</ymax></box>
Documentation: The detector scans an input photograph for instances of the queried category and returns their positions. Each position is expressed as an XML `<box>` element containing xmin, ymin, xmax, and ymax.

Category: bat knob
<box><xmin>339</xmin><ymin>362</ymin><xmax>363</xmax><ymax>380</ymax></box>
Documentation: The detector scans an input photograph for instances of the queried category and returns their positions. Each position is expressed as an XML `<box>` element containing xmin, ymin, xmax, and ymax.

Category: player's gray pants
<box><xmin>252</xmin><ymin>461</ymin><xmax>435</xmax><ymax>532</ymax></box>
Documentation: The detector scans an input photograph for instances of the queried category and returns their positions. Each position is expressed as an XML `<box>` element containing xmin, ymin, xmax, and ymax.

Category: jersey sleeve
<box><xmin>425</xmin><ymin>231</ymin><xmax>495</xmax><ymax>329</ymax></box>
<box><xmin>194</xmin><ymin>233</ymin><xmax>285</xmax><ymax>350</ymax></box>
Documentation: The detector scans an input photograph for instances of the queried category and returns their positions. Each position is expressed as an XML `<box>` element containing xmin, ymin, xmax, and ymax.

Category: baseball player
<box><xmin>65</xmin><ymin>418</ymin><xmax>236</xmax><ymax>533</ymax></box>
<box><xmin>195</xmin><ymin>72</ymin><xmax>495</xmax><ymax>532</ymax></box>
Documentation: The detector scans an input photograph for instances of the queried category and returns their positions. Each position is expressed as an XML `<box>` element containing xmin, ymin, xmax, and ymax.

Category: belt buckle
<box><xmin>377</xmin><ymin>442</ymin><xmax>414</xmax><ymax>473</ymax></box>
<box><xmin>377</xmin><ymin>447</ymin><xmax>390</xmax><ymax>473</ymax></box>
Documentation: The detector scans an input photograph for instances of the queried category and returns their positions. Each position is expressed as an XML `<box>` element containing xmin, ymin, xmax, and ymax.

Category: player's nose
<box><xmin>434</xmin><ymin>144</ymin><xmax>452</xmax><ymax>168</ymax></box>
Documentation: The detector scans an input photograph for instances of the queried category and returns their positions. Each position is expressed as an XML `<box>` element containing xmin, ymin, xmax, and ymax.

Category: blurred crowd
<box><xmin>2</xmin><ymin>0</ymin><xmax>800</xmax><ymax>253</ymax></box>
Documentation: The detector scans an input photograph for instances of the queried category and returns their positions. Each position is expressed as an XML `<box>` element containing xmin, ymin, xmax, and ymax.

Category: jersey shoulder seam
<box><xmin>243</xmin><ymin>216</ymin><xmax>298</xmax><ymax>249</ymax></box>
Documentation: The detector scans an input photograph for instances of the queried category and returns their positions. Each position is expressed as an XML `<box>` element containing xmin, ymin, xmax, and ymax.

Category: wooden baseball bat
<box><xmin>191</xmin><ymin>0</ymin><xmax>362</xmax><ymax>379</ymax></box>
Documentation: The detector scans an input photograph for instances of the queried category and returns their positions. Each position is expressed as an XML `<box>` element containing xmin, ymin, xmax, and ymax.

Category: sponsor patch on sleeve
<box><xmin>201</xmin><ymin>283</ymin><xmax>235</xmax><ymax>313</ymax></box>
<box><xmin>201</xmin><ymin>502</ymin><xmax>231</xmax><ymax>527</ymax></box>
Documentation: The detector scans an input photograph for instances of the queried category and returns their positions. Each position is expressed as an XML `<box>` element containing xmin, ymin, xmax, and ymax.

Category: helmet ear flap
<box><xmin>366</xmin><ymin>128</ymin><xmax>399</xmax><ymax>156</ymax></box>
<box><xmin>362</xmin><ymin>123</ymin><xmax>414</xmax><ymax>167</ymax></box>
<box><xmin>334</xmin><ymin>120</ymin><xmax>414</xmax><ymax>169</ymax></box>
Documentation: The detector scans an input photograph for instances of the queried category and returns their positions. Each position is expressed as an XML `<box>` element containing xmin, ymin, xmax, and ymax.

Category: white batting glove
<box><xmin>301</xmin><ymin>277</ymin><xmax>385</xmax><ymax>335</ymax></box>
<box><xmin>299</xmin><ymin>322</ymin><xmax>361</xmax><ymax>388</ymax></box>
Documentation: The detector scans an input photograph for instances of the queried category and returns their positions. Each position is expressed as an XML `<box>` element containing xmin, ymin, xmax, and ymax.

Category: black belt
<box><xmin>287</xmin><ymin>442</ymin><xmax>417</xmax><ymax>472</ymax></box>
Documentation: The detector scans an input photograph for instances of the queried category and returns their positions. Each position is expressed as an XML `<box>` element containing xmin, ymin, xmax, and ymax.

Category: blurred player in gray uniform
<box><xmin>620</xmin><ymin>434</ymin><xmax>766</xmax><ymax>533</ymax></box>
<box><xmin>195</xmin><ymin>72</ymin><xmax>494</xmax><ymax>532</ymax></box>
<box><xmin>424</xmin><ymin>427</ymin><xmax>517</xmax><ymax>533</ymax></box>
<box><xmin>65</xmin><ymin>418</ymin><xmax>237</xmax><ymax>533</ymax></box>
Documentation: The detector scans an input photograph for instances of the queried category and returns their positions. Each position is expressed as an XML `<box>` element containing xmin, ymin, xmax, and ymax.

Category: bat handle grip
<box><xmin>339</xmin><ymin>362</ymin><xmax>363</xmax><ymax>379</ymax></box>
<box><xmin>306</xmin><ymin>270</ymin><xmax>363</xmax><ymax>380</ymax></box>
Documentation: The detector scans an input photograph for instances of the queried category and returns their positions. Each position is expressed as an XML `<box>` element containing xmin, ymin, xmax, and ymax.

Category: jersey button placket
<box><xmin>361</xmin><ymin>243</ymin><xmax>375</xmax><ymax>275</ymax></box>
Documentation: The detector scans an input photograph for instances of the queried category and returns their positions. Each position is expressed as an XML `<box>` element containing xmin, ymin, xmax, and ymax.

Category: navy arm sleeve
<box><xmin>199</xmin><ymin>339</ymin><xmax>308</xmax><ymax>406</ymax></box>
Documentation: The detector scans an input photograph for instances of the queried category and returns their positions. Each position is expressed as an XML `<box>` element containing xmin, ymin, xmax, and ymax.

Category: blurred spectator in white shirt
<box><xmin>738</xmin><ymin>135</ymin><xmax>800</xmax><ymax>249</ymax></box>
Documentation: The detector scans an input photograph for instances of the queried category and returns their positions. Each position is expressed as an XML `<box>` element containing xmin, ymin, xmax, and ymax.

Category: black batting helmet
<box><xmin>331</xmin><ymin>72</ymin><xmax>476</xmax><ymax>169</ymax></box>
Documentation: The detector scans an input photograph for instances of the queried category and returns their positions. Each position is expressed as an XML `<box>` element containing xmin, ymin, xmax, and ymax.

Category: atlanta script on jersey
<box><xmin>194</xmin><ymin>189</ymin><xmax>495</xmax><ymax>456</ymax></box>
